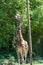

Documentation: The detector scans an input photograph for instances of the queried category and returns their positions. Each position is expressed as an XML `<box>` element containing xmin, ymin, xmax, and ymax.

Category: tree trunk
<box><xmin>26</xmin><ymin>0</ymin><xmax>32</xmax><ymax>65</ymax></box>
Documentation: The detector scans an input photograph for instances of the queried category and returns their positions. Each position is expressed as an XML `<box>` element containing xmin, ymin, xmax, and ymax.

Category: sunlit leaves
<box><xmin>0</xmin><ymin>0</ymin><xmax>43</xmax><ymax>48</ymax></box>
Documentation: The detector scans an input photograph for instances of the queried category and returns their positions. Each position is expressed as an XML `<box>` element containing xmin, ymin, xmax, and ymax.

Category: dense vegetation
<box><xmin>0</xmin><ymin>0</ymin><xmax>43</xmax><ymax>56</ymax></box>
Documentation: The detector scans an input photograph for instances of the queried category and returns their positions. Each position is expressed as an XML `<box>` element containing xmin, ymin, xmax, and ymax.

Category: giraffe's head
<box><xmin>15</xmin><ymin>13</ymin><xmax>21</xmax><ymax>27</ymax></box>
<box><xmin>15</xmin><ymin>13</ymin><xmax>21</xmax><ymax>21</ymax></box>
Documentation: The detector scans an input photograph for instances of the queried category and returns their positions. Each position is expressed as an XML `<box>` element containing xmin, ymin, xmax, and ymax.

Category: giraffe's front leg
<box><xmin>22</xmin><ymin>55</ymin><xmax>25</xmax><ymax>65</ymax></box>
<box><xmin>17</xmin><ymin>53</ymin><xmax>20</xmax><ymax>65</ymax></box>
<box><xmin>23</xmin><ymin>56</ymin><xmax>26</xmax><ymax>64</ymax></box>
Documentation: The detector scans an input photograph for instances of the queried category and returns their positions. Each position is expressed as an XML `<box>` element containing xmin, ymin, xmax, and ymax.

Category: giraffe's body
<box><xmin>16</xmin><ymin>39</ymin><xmax>28</xmax><ymax>58</ymax></box>
<box><xmin>15</xmin><ymin>14</ymin><xmax>29</xmax><ymax>65</ymax></box>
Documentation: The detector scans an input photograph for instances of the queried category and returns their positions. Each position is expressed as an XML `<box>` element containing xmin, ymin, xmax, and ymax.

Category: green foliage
<box><xmin>0</xmin><ymin>0</ymin><xmax>43</xmax><ymax>55</ymax></box>
<box><xmin>0</xmin><ymin>0</ymin><xmax>25</xmax><ymax>47</ymax></box>
<box><xmin>30</xmin><ymin>0</ymin><xmax>43</xmax><ymax>53</ymax></box>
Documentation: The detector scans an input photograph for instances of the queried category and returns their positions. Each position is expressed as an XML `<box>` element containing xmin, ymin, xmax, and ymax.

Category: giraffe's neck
<box><xmin>17</xmin><ymin>20</ymin><xmax>23</xmax><ymax>41</ymax></box>
<box><xmin>19</xmin><ymin>28</ymin><xmax>23</xmax><ymax>41</ymax></box>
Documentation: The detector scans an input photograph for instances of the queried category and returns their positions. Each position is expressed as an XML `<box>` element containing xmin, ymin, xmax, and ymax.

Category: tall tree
<box><xmin>26</xmin><ymin>0</ymin><xmax>32</xmax><ymax>65</ymax></box>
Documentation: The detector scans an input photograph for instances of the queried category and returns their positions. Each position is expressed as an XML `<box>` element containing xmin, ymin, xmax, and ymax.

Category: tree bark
<box><xmin>26</xmin><ymin>0</ymin><xmax>32</xmax><ymax>65</ymax></box>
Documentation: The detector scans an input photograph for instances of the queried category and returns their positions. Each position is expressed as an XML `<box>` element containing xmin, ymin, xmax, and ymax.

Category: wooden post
<box><xmin>26</xmin><ymin>0</ymin><xmax>32</xmax><ymax>65</ymax></box>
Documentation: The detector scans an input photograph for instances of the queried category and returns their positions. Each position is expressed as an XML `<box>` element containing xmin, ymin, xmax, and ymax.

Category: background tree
<box><xmin>26</xmin><ymin>0</ymin><xmax>32</xmax><ymax>65</ymax></box>
<box><xmin>0</xmin><ymin>0</ymin><xmax>43</xmax><ymax>56</ymax></box>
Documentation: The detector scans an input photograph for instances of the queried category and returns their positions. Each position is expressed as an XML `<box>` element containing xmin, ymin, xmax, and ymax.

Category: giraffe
<box><xmin>15</xmin><ymin>14</ymin><xmax>29</xmax><ymax>65</ymax></box>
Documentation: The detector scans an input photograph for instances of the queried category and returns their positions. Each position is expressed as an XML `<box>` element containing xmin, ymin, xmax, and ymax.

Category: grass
<box><xmin>0</xmin><ymin>49</ymin><xmax>43</xmax><ymax>65</ymax></box>
<box><xmin>0</xmin><ymin>57</ymin><xmax>43</xmax><ymax>65</ymax></box>
<box><xmin>0</xmin><ymin>55</ymin><xmax>43</xmax><ymax>65</ymax></box>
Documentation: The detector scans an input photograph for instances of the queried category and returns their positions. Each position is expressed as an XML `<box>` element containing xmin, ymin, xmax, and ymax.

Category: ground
<box><xmin>0</xmin><ymin>59</ymin><xmax>43</xmax><ymax>65</ymax></box>
<box><xmin>0</xmin><ymin>51</ymin><xmax>43</xmax><ymax>65</ymax></box>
